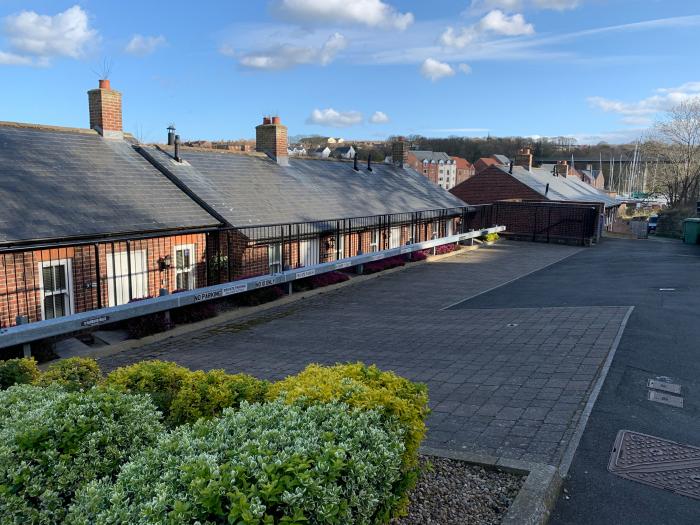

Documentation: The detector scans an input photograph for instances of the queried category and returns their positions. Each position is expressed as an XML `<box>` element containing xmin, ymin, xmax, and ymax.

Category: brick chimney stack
<box><xmin>87</xmin><ymin>79</ymin><xmax>123</xmax><ymax>139</ymax></box>
<box><xmin>514</xmin><ymin>148</ymin><xmax>533</xmax><ymax>172</ymax></box>
<box><xmin>555</xmin><ymin>160</ymin><xmax>569</xmax><ymax>177</ymax></box>
<box><xmin>256</xmin><ymin>115</ymin><xmax>288</xmax><ymax>166</ymax></box>
<box><xmin>392</xmin><ymin>136</ymin><xmax>408</xmax><ymax>168</ymax></box>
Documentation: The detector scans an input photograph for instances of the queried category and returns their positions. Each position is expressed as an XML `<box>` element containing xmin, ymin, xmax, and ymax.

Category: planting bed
<box><xmin>395</xmin><ymin>456</ymin><xmax>523</xmax><ymax>525</ymax></box>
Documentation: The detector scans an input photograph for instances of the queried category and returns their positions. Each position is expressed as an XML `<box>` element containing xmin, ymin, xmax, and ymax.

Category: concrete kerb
<box><xmin>70</xmin><ymin>243</ymin><xmax>488</xmax><ymax>362</ymax></box>
<box><xmin>420</xmin><ymin>446</ymin><xmax>562</xmax><ymax>525</ymax></box>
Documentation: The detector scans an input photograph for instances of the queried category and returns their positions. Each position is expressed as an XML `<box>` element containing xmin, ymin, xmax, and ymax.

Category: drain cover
<box><xmin>608</xmin><ymin>430</ymin><xmax>700</xmax><ymax>500</ymax></box>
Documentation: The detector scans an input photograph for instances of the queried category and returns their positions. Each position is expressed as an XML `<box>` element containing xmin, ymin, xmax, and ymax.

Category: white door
<box><xmin>389</xmin><ymin>227</ymin><xmax>402</xmax><ymax>248</ymax></box>
<box><xmin>106</xmin><ymin>249</ymin><xmax>149</xmax><ymax>306</ymax></box>
<box><xmin>447</xmin><ymin>220</ymin><xmax>454</xmax><ymax>237</ymax></box>
<box><xmin>299</xmin><ymin>238</ymin><xmax>320</xmax><ymax>267</ymax></box>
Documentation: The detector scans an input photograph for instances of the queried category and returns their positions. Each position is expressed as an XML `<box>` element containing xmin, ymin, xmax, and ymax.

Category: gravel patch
<box><xmin>394</xmin><ymin>455</ymin><xmax>524</xmax><ymax>525</ymax></box>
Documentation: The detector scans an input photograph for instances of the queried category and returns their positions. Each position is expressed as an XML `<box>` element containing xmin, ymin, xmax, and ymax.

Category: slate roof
<box><xmin>504</xmin><ymin>164</ymin><xmax>619</xmax><ymax>208</ymax></box>
<box><xmin>409</xmin><ymin>150</ymin><xmax>452</xmax><ymax>163</ymax></box>
<box><xmin>0</xmin><ymin>123</ymin><xmax>220</xmax><ymax>245</ymax></box>
<box><xmin>491</xmin><ymin>154</ymin><xmax>510</xmax><ymax>165</ymax></box>
<box><xmin>142</xmin><ymin>146</ymin><xmax>467</xmax><ymax>228</ymax></box>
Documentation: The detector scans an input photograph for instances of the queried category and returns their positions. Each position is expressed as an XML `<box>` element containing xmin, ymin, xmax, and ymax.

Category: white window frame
<box><xmin>38</xmin><ymin>259</ymin><xmax>74</xmax><ymax>321</ymax></box>
<box><xmin>174</xmin><ymin>244</ymin><xmax>197</xmax><ymax>290</ymax></box>
<box><xmin>336</xmin><ymin>234</ymin><xmax>345</xmax><ymax>260</ymax></box>
<box><xmin>389</xmin><ymin>226</ymin><xmax>402</xmax><ymax>249</ymax></box>
<box><xmin>269</xmin><ymin>242</ymin><xmax>283</xmax><ymax>274</ymax></box>
<box><xmin>369</xmin><ymin>229</ymin><xmax>380</xmax><ymax>252</ymax></box>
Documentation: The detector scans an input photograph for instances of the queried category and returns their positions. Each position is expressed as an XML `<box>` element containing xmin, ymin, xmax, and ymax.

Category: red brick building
<box><xmin>452</xmin><ymin>156</ymin><xmax>475</xmax><ymax>185</ymax></box>
<box><xmin>0</xmin><ymin>82</ymin><xmax>467</xmax><ymax>328</ymax></box>
<box><xmin>405</xmin><ymin>150</ymin><xmax>457</xmax><ymax>190</ymax></box>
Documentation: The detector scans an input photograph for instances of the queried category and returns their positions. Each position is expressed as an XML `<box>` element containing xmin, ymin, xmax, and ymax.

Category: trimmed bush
<box><xmin>268</xmin><ymin>363</ymin><xmax>429</xmax><ymax>515</ymax></box>
<box><xmin>363</xmin><ymin>256</ymin><xmax>406</xmax><ymax>274</ymax></box>
<box><xmin>67</xmin><ymin>401</ymin><xmax>404</xmax><ymax>525</ymax></box>
<box><xmin>168</xmin><ymin>369</ymin><xmax>268</xmax><ymax>426</ymax></box>
<box><xmin>0</xmin><ymin>385</ymin><xmax>164</xmax><ymax>524</ymax></box>
<box><xmin>170</xmin><ymin>302</ymin><xmax>218</xmax><ymax>325</ymax></box>
<box><xmin>105</xmin><ymin>360</ymin><xmax>268</xmax><ymax>426</ymax></box>
<box><xmin>483</xmin><ymin>232</ymin><xmax>500</xmax><ymax>242</ymax></box>
<box><xmin>409</xmin><ymin>250</ymin><xmax>428</xmax><ymax>261</ymax></box>
<box><xmin>0</xmin><ymin>357</ymin><xmax>39</xmax><ymax>390</ymax></box>
<box><xmin>36</xmin><ymin>357</ymin><xmax>102</xmax><ymax>391</ymax></box>
<box><xmin>103</xmin><ymin>360</ymin><xmax>190</xmax><ymax>420</ymax></box>
<box><xmin>434</xmin><ymin>243</ymin><xmax>457</xmax><ymax>255</ymax></box>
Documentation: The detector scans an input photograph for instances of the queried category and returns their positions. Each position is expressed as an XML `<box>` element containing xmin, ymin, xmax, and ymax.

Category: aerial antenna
<box><xmin>91</xmin><ymin>57</ymin><xmax>113</xmax><ymax>80</ymax></box>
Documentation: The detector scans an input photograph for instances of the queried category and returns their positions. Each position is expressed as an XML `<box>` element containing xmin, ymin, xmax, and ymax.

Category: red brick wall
<box><xmin>0</xmin><ymin>234</ymin><xmax>207</xmax><ymax>327</ymax></box>
<box><xmin>450</xmin><ymin>166</ymin><xmax>543</xmax><ymax>205</ymax></box>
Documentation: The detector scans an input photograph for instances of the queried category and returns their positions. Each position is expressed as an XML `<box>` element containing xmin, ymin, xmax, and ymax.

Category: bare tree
<box><xmin>648</xmin><ymin>100</ymin><xmax>700</xmax><ymax>207</ymax></box>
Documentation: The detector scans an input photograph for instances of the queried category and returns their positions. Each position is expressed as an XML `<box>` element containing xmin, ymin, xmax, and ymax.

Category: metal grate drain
<box><xmin>608</xmin><ymin>430</ymin><xmax>700</xmax><ymax>500</ymax></box>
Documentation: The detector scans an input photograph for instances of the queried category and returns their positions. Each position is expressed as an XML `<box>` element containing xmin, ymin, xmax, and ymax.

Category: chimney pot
<box><xmin>272</xmin><ymin>116</ymin><xmax>281</xmax><ymax>125</ymax></box>
<box><xmin>98</xmin><ymin>79</ymin><xmax>110</xmax><ymax>90</ymax></box>
<box><xmin>262</xmin><ymin>116</ymin><xmax>271</xmax><ymax>125</ymax></box>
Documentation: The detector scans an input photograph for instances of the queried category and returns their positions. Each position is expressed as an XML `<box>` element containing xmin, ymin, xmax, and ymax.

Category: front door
<box><xmin>106</xmin><ymin>249</ymin><xmax>149</xmax><ymax>306</ymax></box>
<box><xmin>299</xmin><ymin>238</ymin><xmax>320</xmax><ymax>267</ymax></box>
<box><xmin>389</xmin><ymin>227</ymin><xmax>402</xmax><ymax>248</ymax></box>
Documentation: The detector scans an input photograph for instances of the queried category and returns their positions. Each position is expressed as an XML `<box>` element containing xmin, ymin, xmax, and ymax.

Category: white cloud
<box><xmin>469</xmin><ymin>0</ymin><xmax>579</xmax><ymax>12</ymax></box>
<box><xmin>440</xmin><ymin>9</ymin><xmax>534</xmax><ymax>50</ymax></box>
<box><xmin>125</xmin><ymin>34</ymin><xmax>166</xmax><ymax>56</ymax></box>
<box><xmin>479</xmin><ymin>10</ymin><xmax>535</xmax><ymax>36</ymax></box>
<box><xmin>588</xmin><ymin>82</ymin><xmax>700</xmax><ymax>124</ymax></box>
<box><xmin>421</xmin><ymin>58</ymin><xmax>455</xmax><ymax>82</ymax></box>
<box><xmin>458</xmin><ymin>63</ymin><xmax>472</xmax><ymax>74</ymax></box>
<box><xmin>307</xmin><ymin>108</ymin><xmax>364</xmax><ymax>127</ymax></box>
<box><xmin>272</xmin><ymin>0</ymin><xmax>413</xmax><ymax>30</ymax></box>
<box><xmin>533</xmin><ymin>0</ymin><xmax>580</xmax><ymax>11</ymax></box>
<box><xmin>0</xmin><ymin>50</ymin><xmax>34</xmax><ymax>65</ymax></box>
<box><xmin>239</xmin><ymin>32</ymin><xmax>347</xmax><ymax>70</ymax></box>
<box><xmin>369</xmin><ymin>111</ymin><xmax>390</xmax><ymax>123</ymax></box>
<box><xmin>1</xmin><ymin>5</ymin><xmax>97</xmax><ymax>65</ymax></box>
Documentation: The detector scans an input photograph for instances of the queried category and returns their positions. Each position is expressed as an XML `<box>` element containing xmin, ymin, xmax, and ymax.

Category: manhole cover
<box><xmin>608</xmin><ymin>430</ymin><xmax>700</xmax><ymax>500</ymax></box>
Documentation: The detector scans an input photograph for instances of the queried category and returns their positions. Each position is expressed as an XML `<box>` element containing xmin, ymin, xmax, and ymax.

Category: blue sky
<box><xmin>0</xmin><ymin>0</ymin><xmax>698</xmax><ymax>144</ymax></box>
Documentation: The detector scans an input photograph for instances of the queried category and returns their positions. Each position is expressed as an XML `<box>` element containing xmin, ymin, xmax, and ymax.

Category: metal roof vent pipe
<box><xmin>509</xmin><ymin>161</ymin><xmax>513</xmax><ymax>174</ymax></box>
<box><xmin>367</xmin><ymin>154</ymin><xmax>373</xmax><ymax>172</ymax></box>
<box><xmin>545</xmin><ymin>183</ymin><xmax>550</xmax><ymax>196</ymax></box>
<box><xmin>353</xmin><ymin>153</ymin><xmax>359</xmax><ymax>171</ymax></box>
<box><xmin>174</xmin><ymin>134</ymin><xmax>182</xmax><ymax>162</ymax></box>
<box><xmin>167</xmin><ymin>125</ymin><xmax>176</xmax><ymax>146</ymax></box>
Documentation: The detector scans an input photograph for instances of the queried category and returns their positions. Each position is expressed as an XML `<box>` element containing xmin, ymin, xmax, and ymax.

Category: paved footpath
<box><xmin>461</xmin><ymin>237</ymin><xmax>700</xmax><ymax>524</ymax></box>
<box><xmin>99</xmin><ymin>241</ymin><xmax>629</xmax><ymax>468</ymax></box>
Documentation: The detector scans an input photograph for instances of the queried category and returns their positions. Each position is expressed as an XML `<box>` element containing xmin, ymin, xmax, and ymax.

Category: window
<box><xmin>174</xmin><ymin>244</ymin><xmax>196</xmax><ymax>290</ymax></box>
<box><xmin>269</xmin><ymin>243</ymin><xmax>282</xmax><ymax>274</ymax></box>
<box><xmin>39</xmin><ymin>259</ymin><xmax>73</xmax><ymax>320</ymax></box>
<box><xmin>336</xmin><ymin>235</ymin><xmax>345</xmax><ymax>260</ymax></box>
<box><xmin>369</xmin><ymin>230</ymin><xmax>380</xmax><ymax>252</ymax></box>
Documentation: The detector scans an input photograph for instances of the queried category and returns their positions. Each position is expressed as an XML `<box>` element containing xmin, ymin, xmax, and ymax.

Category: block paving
<box><xmin>99</xmin><ymin>242</ymin><xmax>629</xmax><ymax>466</ymax></box>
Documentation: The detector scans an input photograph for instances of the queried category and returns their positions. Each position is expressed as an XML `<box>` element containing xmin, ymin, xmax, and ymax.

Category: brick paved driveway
<box><xmin>98</xmin><ymin>242</ymin><xmax>629</xmax><ymax>466</ymax></box>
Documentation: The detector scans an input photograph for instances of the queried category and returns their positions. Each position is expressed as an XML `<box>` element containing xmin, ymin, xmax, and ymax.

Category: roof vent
<box><xmin>353</xmin><ymin>153</ymin><xmax>359</xmax><ymax>171</ymax></box>
<box><xmin>367</xmin><ymin>154</ymin><xmax>373</xmax><ymax>172</ymax></box>
<box><xmin>167</xmin><ymin>124</ymin><xmax>176</xmax><ymax>146</ymax></box>
<box><xmin>174</xmin><ymin>134</ymin><xmax>182</xmax><ymax>163</ymax></box>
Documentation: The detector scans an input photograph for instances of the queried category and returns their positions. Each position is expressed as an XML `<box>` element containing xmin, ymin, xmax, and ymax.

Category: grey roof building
<box><xmin>0</xmin><ymin>122</ymin><xmax>220</xmax><ymax>246</ymax></box>
<box><xmin>139</xmin><ymin>146</ymin><xmax>466</xmax><ymax>228</ymax></box>
<box><xmin>409</xmin><ymin>151</ymin><xmax>453</xmax><ymax>163</ymax></box>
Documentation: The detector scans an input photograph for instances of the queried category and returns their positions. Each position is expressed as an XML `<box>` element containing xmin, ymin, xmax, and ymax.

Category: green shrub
<box><xmin>483</xmin><ymin>232</ymin><xmax>500</xmax><ymax>242</ymax></box>
<box><xmin>67</xmin><ymin>401</ymin><xmax>404</xmax><ymax>525</ymax></box>
<box><xmin>168</xmin><ymin>369</ymin><xmax>268</xmax><ymax>426</ymax></box>
<box><xmin>268</xmin><ymin>363</ymin><xmax>429</xmax><ymax>515</ymax></box>
<box><xmin>0</xmin><ymin>357</ymin><xmax>39</xmax><ymax>390</ymax></box>
<box><xmin>36</xmin><ymin>357</ymin><xmax>102</xmax><ymax>391</ymax></box>
<box><xmin>104</xmin><ymin>360</ymin><xmax>267</xmax><ymax>426</ymax></box>
<box><xmin>103</xmin><ymin>360</ymin><xmax>190</xmax><ymax>420</ymax></box>
<box><xmin>0</xmin><ymin>385</ymin><xmax>164</xmax><ymax>524</ymax></box>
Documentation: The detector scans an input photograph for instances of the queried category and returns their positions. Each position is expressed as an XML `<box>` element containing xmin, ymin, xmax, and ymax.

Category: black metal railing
<box><xmin>1</xmin><ymin>207</ymin><xmax>482</xmax><ymax>329</ymax></box>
